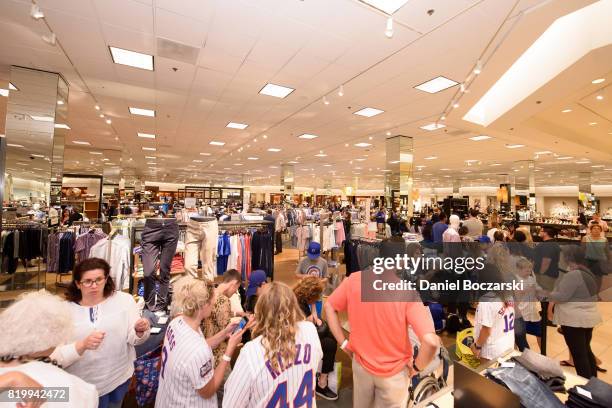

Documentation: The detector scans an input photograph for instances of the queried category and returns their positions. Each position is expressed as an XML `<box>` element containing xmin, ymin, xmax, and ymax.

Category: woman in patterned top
<box><xmin>203</xmin><ymin>269</ymin><xmax>243</xmax><ymax>366</ymax></box>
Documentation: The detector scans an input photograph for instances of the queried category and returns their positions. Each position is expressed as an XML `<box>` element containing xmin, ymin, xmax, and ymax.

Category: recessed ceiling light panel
<box><xmin>298</xmin><ymin>134</ymin><xmax>318</xmax><ymax>139</ymax></box>
<box><xmin>109</xmin><ymin>46</ymin><xmax>154</xmax><ymax>71</ymax></box>
<box><xmin>259</xmin><ymin>83</ymin><xmax>295</xmax><ymax>98</ymax></box>
<box><xmin>129</xmin><ymin>107</ymin><xmax>155</xmax><ymax>117</ymax></box>
<box><xmin>30</xmin><ymin>115</ymin><xmax>54</xmax><ymax>122</ymax></box>
<box><xmin>505</xmin><ymin>144</ymin><xmax>525</xmax><ymax>149</ymax></box>
<box><xmin>72</xmin><ymin>140</ymin><xmax>91</xmax><ymax>145</ymax></box>
<box><xmin>268</xmin><ymin>148</ymin><xmax>281</xmax><ymax>152</ymax></box>
<box><xmin>414</xmin><ymin>76</ymin><xmax>459</xmax><ymax>93</ymax></box>
<box><xmin>353</xmin><ymin>107</ymin><xmax>384</xmax><ymax>117</ymax></box>
<box><xmin>469</xmin><ymin>135</ymin><xmax>491</xmax><ymax>141</ymax></box>
<box><xmin>354</xmin><ymin>142</ymin><xmax>372</xmax><ymax>147</ymax></box>
<box><xmin>226</xmin><ymin>122</ymin><xmax>248</xmax><ymax>130</ymax></box>
<box><xmin>420</xmin><ymin>123</ymin><xmax>446</xmax><ymax>131</ymax></box>
<box><xmin>209</xmin><ymin>141</ymin><xmax>225</xmax><ymax>146</ymax></box>
<box><xmin>137</xmin><ymin>132</ymin><xmax>156</xmax><ymax>139</ymax></box>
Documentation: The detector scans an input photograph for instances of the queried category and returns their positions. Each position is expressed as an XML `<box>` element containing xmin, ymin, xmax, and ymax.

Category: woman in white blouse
<box><xmin>52</xmin><ymin>258</ymin><xmax>151</xmax><ymax>408</ymax></box>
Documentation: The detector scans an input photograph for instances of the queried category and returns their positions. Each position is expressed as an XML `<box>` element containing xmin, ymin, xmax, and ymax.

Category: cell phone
<box><xmin>233</xmin><ymin>317</ymin><xmax>248</xmax><ymax>334</ymax></box>
<box><xmin>150</xmin><ymin>327</ymin><xmax>162</xmax><ymax>334</ymax></box>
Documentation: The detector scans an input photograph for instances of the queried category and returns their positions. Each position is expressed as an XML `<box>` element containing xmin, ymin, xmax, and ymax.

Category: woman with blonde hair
<box><xmin>294</xmin><ymin>277</ymin><xmax>338</xmax><ymax>400</ymax></box>
<box><xmin>223</xmin><ymin>282</ymin><xmax>323</xmax><ymax>407</ymax></box>
<box><xmin>0</xmin><ymin>290</ymin><xmax>98</xmax><ymax>407</ymax></box>
<box><xmin>155</xmin><ymin>277</ymin><xmax>245</xmax><ymax>408</ymax></box>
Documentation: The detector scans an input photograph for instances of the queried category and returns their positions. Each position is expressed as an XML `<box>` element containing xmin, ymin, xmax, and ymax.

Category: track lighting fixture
<box><xmin>30</xmin><ymin>4</ymin><xmax>44</xmax><ymax>20</ymax></box>
<box><xmin>385</xmin><ymin>17</ymin><xmax>393</xmax><ymax>38</ymax></box>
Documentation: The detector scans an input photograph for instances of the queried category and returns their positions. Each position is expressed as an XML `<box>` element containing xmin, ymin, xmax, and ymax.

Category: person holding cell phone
<box><xmin>51</xmin><ymin>258</ymin><xmax>151</xmax><ymax>408</ymax></box>
<box><xmin>156</xmin><ymin>276</ymin><xmax>248</xmax><ymax>408</ymax></box>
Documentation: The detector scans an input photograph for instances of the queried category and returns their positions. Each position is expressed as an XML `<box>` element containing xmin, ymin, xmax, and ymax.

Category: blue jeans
<box><xmin>99</xmin><ymin>379</ymin><xmax>130</xmax><ymax>408</ymax></box>
<box><xmin>486</xmin><ymin>364</ymin><xmax>564</xmax><ymax>408</ymax></box>
<box><xmin>514</xmin><ymin>317</ymin><xmax>530</xmax><ymax>352</ymax></box>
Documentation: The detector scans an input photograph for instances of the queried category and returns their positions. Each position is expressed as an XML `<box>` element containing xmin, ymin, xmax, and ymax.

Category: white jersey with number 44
<box><xmin>222</xmin><ymin>321</ymin><xmax>323</xmax><ymax>408</ymax></box>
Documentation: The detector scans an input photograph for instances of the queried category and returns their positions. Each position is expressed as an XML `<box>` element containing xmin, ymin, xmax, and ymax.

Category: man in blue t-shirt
<box><xmin>432</xmin><ymin>212</ymin><xmax>448</xmax><ymax>243</ymax></box>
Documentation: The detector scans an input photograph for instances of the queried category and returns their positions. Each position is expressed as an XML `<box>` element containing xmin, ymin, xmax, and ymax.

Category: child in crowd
<box><xmin>512</xmin><ymin>257</ymin><xmax>544</xmax><ymax>351</ymax></box>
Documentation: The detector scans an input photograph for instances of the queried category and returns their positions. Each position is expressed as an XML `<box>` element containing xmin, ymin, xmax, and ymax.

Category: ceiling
<box><xmin>0</xmin><ymin>0</ymin><xmax>611</xmax><ymax>190</ymax></box>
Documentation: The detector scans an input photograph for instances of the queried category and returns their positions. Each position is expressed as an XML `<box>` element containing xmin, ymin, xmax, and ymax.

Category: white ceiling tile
<box><xmin>198</xmin><ymin>46</ymin><xmax>244</xmax><ymax>75</ymax></box>
<box><xmin>204</xmin><ymin>29</ymin><xmax>257</xmax><ymax>61</ymax></box>
<box><xmin>37</xmin><ymin>0</ymin><xmax>98</xmax><ymax>20</ymax></box>
<box><xmin>155</xmin><ymin>57</ymin><xmax>197</xmax><ymax>92</ymax></box>
<box><xmin>154</xmin><ymin>8</ymin><xmax>208</xmax><ymax>48</ymax></box>
<box><xmin>93</xmin><ymin>0</ymin><xmax>154</xmax><ymax>34</ymax></box>
<box><xmin>155</xmin><ymin>0</ymin><xmax>216</xmax><ymax>23</ymax></box>
<box><xmin>191</xmin><ymin>67</ymin><xmax>233</xmax><ymax>99</ymax></box>
<box><xmin>394</xmin><ymin>0</ymin><xmax>477</xmax><ymax>34</ymax></box>
<box><xmin>100</xmin><ymin>25</ymin><xmax>156</xmax><ymax>55</ymax></box>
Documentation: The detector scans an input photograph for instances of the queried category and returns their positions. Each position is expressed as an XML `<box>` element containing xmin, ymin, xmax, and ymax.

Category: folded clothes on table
<box><xmin>567</xmin><ymin>377</ymin><xmax>612</xmax><ymax>408</ymax></box>
<box><xmin>514</xmin><ymin>348</ymin><xmax>565</xmax><ymax>380</ymax></box>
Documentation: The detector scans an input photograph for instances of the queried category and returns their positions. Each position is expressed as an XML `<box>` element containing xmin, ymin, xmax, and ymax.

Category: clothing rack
<box><xmin>1</xmin><ymin>222</ymin><xmax>48</xmax><ymax>291</ymax></box>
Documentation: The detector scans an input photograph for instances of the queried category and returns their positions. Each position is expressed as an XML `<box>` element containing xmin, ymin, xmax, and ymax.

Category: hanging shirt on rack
<box><xmin>89</xmin><ymin>235</ymin><xmax>131</xmax><ymax>290</ymax></box>
<box><xmin>216</xmin><ymin>232</ymin><xmax>231</xmax><ymax>275</ymax></box>
<box><xmin>227</xmin><ymin>235</ymin><xmax>239</xmax><ymax>271</ymax></box>
<box><xmin>74</xmin><ymin>229</ymin><xmax>107</xmax><ymax>262</ymax></box>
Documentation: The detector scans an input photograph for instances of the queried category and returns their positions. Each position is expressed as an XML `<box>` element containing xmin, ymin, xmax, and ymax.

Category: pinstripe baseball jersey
<box><xmin>222</xmin><ymin>321</ymin><xmax>323</xmax><ymax>408</ymax></box>
<box><xmin>155</xmin><ymin>316</ymin><xmax>217</xmax><ymax>408</ymax></box>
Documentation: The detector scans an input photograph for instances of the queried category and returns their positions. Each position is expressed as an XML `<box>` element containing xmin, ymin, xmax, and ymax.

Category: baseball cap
<box><xmin>307</xmin><ymin>242</ymin><xmax>321</xmax><ymax>260</ymax></box>
<box><xmin>477</xmin><ymin>235</ymin><xmax>491</xmax><ymax>243</ymax></box>
<box><xmin>246</xmin><ymin>269</ymin><xmax>267</xmax><ymax>298</ymax></box>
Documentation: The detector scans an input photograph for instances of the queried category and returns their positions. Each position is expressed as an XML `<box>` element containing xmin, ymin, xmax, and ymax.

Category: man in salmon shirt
<box><xmin>325</xmin><ymin>238</ymin><xmax>440</xmax><ymax>408</ymax></box>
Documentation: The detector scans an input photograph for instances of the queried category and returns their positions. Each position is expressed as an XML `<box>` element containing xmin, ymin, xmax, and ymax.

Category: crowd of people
<box><xmin>0</xmin><ymin>204</ymin><xmax>609</xmax><ymax>407</ymax></box>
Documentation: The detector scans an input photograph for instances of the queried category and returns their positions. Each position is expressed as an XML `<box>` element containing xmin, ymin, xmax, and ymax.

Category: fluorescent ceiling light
<box><xmin>561</xmin><ymin>109</ymin><xmax>572</xmax><ymax>113</ymax></box>
<box><xmin>469</xmin><ymin>135</ymin><xmax>491</xmax><ymax>141</ymax></box>
<box><xmin>137</xmin><ymin>132</ymin><xmax>156</xmax><ymax>139</ymax></box>
<box><xmin>267</xmin><ymin>148</ymin><xmax>281</xmax><ymax>152</ymax></box>
<box><xmin>353</xmin><ymin>107</ymin><xmax>384</xmax><ymax>117</ymax></box>
<box><xmin>234</xmin><ymin>163</ymin><xmax>243</xmax><ymax>166</ymax></box>
<box><xmin>314</xmin><ymin>153</ymin><xmax>327</xmax><ymax>157</ymax></box>
<box><xmin>354</xmin><ymin>158</ymin><xmax>366</xmax><ymax>161</ymax></box>
<box><xmin>287</xmin><ymin>161</ymin><xmax>299</xmax><ymax>164</ymax></box>
<box><xmin>298</xmin><ymin>134</ymin><xmax>318</xmax><ymax>139</ymax></box>
<box><xmin>505</xmin><ymin>144</ymin><xmax>525</xmax><ymax>149</ymax></box>
<box><xmin>209</xmin><ymin>141</ymin><xmax>225</xmax><ymax>146</ymax></box>
<box><xmin>535</xmin><ymin>150</ymin><xmax>552</xmax><ymax>154</ymax></box>
<box><xmin>129</xmin><ymin>107</ymin><xmax>155</xmax><ymax>117</ymax></box>
<box><xmin>414</xmin><ymin>76</ymin><xmax>458</xmax><ymax>93</ymax></box>
<box><xmin>420</xmin><ymin>123</ymin><xmax>446</xmax><ymax>131</ymax></box>
<box><xmin>226</xmin><ymin>122</ymin><xmax>248</xmax><ymax>130</ymax></box>
<box><xmin>592</xmin><ymin>78</ymin><xmax>605</xmax><ymax>84</ymax></box>
<box><xmin>424</xmin><ymin>156</ymin><xmax>438</xmax><ymax>160</ymax></box>
<box><xmin>259</xmin><ymin>83</ymin><xmax>295</xmax><ymax>98</ymax></box>
<box><xmin>142</xmin><ymin>147</ymin><xmax>156</xmax><ymax>151</ymax></box>
<box><xmin>8</xmin><ymin>83</ymin><xmax>17</xmax><ymax>90</ymax></box>
<box><xmin>7</xmin><ymin>143</ymin><xmax>24</xmax><ymax>148</ymax></box>
<box><xmin>575</xmin><ymin>161</ymin><xmax>590</xmax><ymax>164</ymax></box>
<box><xmin>589</xmin><ymin>122</ymin><xmax>597</xmax><ymax>126</ymax></box>
<box><xmin>109</xmin><ymin>46</ymin><xmax>154</xmax><ymax>71</ymax></box>
<box><xmin>145</xmin><ymin>156</ymin><xmax>156</xmax><ymax>159</ymax></box>
<box><xmin>354</xmin><ymin>142</ymin><xmax>372</xmax><ymax>147</ymax></box>
<box><xmin>463</xmin><ymin>0</ymin><xmax>612</xmax><ymax>127</ymax></box>
<box><xmin>72</xmin><ymin>140</ymin><xmax>91</xmax><ymax>145</ymax></box>
<box><xmin>557</xmin><ymin>156</ymin><xmax>573</xmax><ymax>160</ymax></box>
<box><xmin>323</xmin><ymin>164</ymin><xmax>332</xmax><ymax>167</ymax></box>
<box><xmin>490</xmin><ymin>163</ymin><xmax>502</xmax><ymax>166</ymax></box>
<box><xmin>199</xmin><ymin>152</ymin><xmax>211</xmax><ymax>156</ymax></box>
<box><xmin>31</xmin><ymin>154</ymin><xmax>44</xmax><ymax>158</ymax></box>
<box><xmin>0</xmin><ymin>89</ymin><xmax>8</xmax><ymax>97</ymax></box>
<box><xmin>30</xmin><ymin>115</ymin><xmax>54</xmax><ymax>122</ymax></box>
<box><xmin>89</xmin><ymin>151</ymin><xmax>103</xmax><ymax>155</ymax></box>
<box><xmin>591</xmin><ymin>165</ymin><xmax>605</xmax><ymax>168</ymax></box>
<box><xmin>360</xmin><ymin>0</ymin><xmax>409</xmax><ymax>14</ymax></box>
<box><xmin>54</xmin><ymin>123</ymin><xmax>70</xmax><ymax>129</ymax></box>
<box><xmin>192</xmin><ymin>159</ymin><xmax>203</xmax><ymax>163</ymax></box>
<box><xmin>247</xmin><ymin>157</ymin><xmax>259</xmax><ymax>160</ymax></box>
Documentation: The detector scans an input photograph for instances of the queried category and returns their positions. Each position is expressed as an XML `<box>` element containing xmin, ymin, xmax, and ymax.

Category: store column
<box><xmin>385</xmin><ymin>135</ymin><xmax>414</xmax><ymax>215</ymax></box>
<box><xmin>242</xmin><ymin>174</ymin><xmax>251</xmax><ymax>212</ymax></box>
<box><xmin>452</xmin><ymin>178</ymin><xmax>462</xmax><ymax>198</ymax></box>
<box><xmin>281</xmin><ymin>163</ymin><xmax>295</xmax><ymax>204</ymax></box>
<box><xmin>513</xmin><ymin>160</ymin><xmax>537</xmax><ymax>214</ymax></box>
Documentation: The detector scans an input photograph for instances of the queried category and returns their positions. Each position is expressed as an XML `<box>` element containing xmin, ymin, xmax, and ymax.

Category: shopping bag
<box><xmin>455</xmin><ymin>328</ymin><xmax>480</xmax><ymax>368</ymax></box>
<box><xmin>317</xmin><ymin>361</ymin><xmax>342</xmax><ymax>394</ymax></box>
